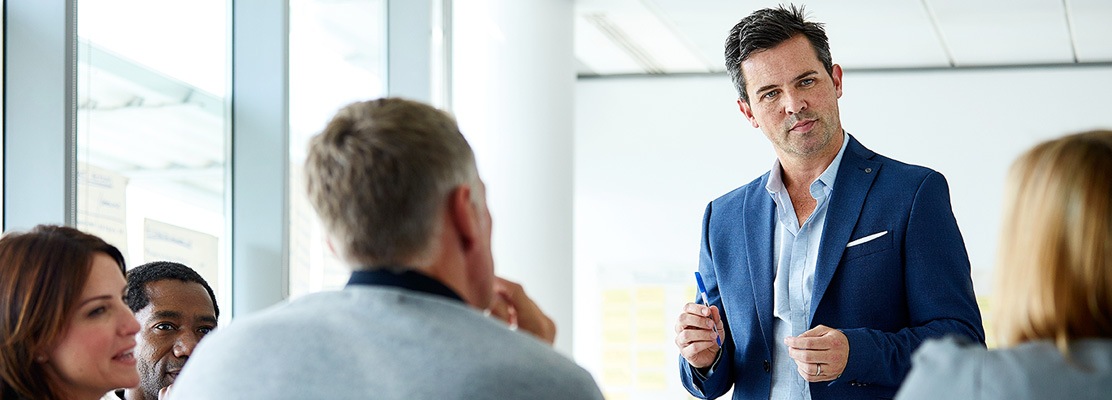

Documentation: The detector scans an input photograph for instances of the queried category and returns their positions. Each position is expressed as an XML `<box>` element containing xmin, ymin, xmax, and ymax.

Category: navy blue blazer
<box><xmin>679</xmin><ymin>135</ymin><xmax>985</xmax><ymax>399</ymax></box>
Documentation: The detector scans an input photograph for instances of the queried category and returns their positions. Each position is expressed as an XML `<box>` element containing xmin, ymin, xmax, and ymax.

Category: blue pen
<box><xmin>694</xmin><ymin>271</ymin><xmax>722</xmax><ymax>346</ymax></box>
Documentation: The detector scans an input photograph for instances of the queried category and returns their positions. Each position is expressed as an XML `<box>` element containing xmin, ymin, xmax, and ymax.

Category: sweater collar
<box><xmin>347</xmin><ymin>268</ymin><xmax>464</xmax><ymax>303</ymax></box>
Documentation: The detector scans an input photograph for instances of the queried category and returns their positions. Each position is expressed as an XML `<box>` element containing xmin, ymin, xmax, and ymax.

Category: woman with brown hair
<box><xmin>1</xmin><ymin>225</ymin><xmax>139</xmax><ymax>400</ymax></box>
<box><xmin>897</xmin><ymin>130</ymin><xmax>1112</xmax><ymax>399</ymax></box>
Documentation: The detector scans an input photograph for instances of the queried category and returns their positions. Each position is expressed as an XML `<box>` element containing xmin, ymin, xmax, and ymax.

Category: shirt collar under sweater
<box><xmin>346</xmin><ymin>268</ymin><xmax>464</xmax><ymax>303</ymax></box>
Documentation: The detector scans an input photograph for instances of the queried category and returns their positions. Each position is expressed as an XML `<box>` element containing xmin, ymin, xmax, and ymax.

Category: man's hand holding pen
<box><xmin>675</xmin><ymin>302</ymin><xmax>724</xmax><ymax>369</ymax></box>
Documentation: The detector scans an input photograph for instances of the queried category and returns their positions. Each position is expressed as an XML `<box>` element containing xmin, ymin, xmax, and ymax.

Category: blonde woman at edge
<box><xmin>896</xmin><ymin>130</ymin><xmax>1112</xmax><ymax>399</ymax></box>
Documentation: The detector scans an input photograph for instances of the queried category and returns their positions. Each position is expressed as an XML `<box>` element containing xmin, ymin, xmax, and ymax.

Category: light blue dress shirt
<box><xmin>765</xmin><ymin>133</ymin><xmax>848</xmax><ymax>400</ymax></box>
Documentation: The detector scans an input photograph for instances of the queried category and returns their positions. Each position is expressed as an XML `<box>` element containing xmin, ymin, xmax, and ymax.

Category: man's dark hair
<box><xmin>125</xmin><ymin>261</ymin><xmax>219</xmax><ymax>318</ymax></box>
<box><xmin>725</xmin><ymin>4</ymin><xmax>833</xmax><ymax>103</ymax></box>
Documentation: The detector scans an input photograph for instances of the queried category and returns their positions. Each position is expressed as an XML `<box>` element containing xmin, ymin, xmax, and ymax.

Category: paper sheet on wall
<box><xmin>76</xmin><ymin>163</ymin><xmax>129</xmax><ymax>256</ymax></box>
<box><xmin>597</xmin><ymin>267</ymin><xmax>703</xmax><ymax>399</ymax></box>
<box><xmin>143</xmin><ymin>219</ymin><xmax>220</xmax><ymax>295</ymax></box>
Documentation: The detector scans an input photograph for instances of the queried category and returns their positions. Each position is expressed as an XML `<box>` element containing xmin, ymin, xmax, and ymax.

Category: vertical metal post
<box><xmin>230</xmin><ymin>0</ymin><xmax>290</xmax><ymax>316</ymax></box>
<box><xmin>3</xmin><ymin>0</ymin><xmax>77</xmax><ymax>231</ymax></box>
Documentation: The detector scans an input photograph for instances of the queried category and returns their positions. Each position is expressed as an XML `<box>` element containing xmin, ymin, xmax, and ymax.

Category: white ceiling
<box><xmin>79</xmin><ymin>0</ymin><xmax>1112</xmax><ymax>207</ymax></box>
<box><xmin>575</xmin><ymin>0</ymin><xmax>1112</xmax><ymax>75</ymax></box>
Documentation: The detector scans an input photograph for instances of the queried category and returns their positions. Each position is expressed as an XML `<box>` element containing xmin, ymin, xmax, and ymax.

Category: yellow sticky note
<box><xmin>635</xmin><ymin>369</ymin><xmax>668</xmax><ymax>390</ymax></box>
<box><xmin>602</xmin><ymin>391</ymin><xmax>630</xmax><ymax>400</ymax></box>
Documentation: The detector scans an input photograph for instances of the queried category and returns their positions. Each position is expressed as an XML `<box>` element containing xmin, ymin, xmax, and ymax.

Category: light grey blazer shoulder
<box><xmin>895</xmin><ymin>336</ymin><xmax>1112</xmax><ymax>400</ymax></box>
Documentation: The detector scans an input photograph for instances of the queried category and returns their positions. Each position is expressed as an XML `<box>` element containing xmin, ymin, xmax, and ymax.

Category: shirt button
<box><xmin>763</xmin><ymin>360</ymin><xmax>771</xmax><ymax>373</ymax></box>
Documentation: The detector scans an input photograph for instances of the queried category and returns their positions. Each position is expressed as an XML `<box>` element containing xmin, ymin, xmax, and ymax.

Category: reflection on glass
<box><xmin>288</xmin><ymin>0</ymin><xmax>386</xmax><ymax>298</ymax></box>
<box><xmin>75</xmin><ymin>0</ymin><xmax>229</xmax><ymax>319</ymax></box>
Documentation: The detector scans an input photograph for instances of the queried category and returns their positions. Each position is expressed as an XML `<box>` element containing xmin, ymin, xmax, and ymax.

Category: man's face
<box><xmin>133</xmin><ymin>280</ymin><xmax>217</xmax><ymax>399</ymax></box>
<box><xmin>738</xmin><ymin>34</ymin><xmax>844</xmax><ymax>160</ymax></box>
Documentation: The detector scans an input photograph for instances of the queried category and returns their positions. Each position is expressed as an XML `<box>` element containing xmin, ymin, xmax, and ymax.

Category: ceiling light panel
<box><xmin>646</xmin><ymin>0</ymin><xmax>763</xmax><ymax>72</ymax></box>
<box><xmin>577</xmin><ymin>0</ymin><xmax>711</xmax><ymax>74</ymax></box>
<box><xmin>625</xmin><ymin>0</ymin><xmax>950</xmax><ymax>71</ymax></box>
<box><xmin>927</xmin><ymin>0</ymin><xmax>1073</xmax><ymax>65</ymax></box>
<box><xmin>1067</xmin><ymin>0</ymin><xmax>1112</xmax><ymax>61</ymax></box>
<box><xmin>813</xmin><ymin>0</ymin><xmax>951</xmax><ymax>69</ymax></box>
<box><xmin>575</xmin><ymin>15</ymin><xmax>647</xmax><ymax>74</ymax></box>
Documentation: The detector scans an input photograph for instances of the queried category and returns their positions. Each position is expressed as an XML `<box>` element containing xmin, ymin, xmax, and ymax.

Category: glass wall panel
<box><xmin>288</xmin><ymin>0</ymin><xmax>385</xmax><ymax>298</ymax></box>
<box><xmin>75</xmin><ymin>0</ymin><xmax>230</xmax><ymax>320</ymax></box>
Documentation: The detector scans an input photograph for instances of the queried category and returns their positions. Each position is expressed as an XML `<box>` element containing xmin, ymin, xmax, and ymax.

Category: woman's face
<box><xmin>44</xmin><ymin>253</ymin><xmax>140</xmax><ymax>399</ymax></box>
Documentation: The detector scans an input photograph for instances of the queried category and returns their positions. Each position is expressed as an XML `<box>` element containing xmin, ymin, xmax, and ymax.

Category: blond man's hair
<box><xmin>994</xmin><ymin>130</ymin><xmax>1112</xmax><ymax>353</ymax></box>
<box><xmin>305</xmin><ymin>98</ymin><xmax>479</xmax><ymax>269</ymax></box>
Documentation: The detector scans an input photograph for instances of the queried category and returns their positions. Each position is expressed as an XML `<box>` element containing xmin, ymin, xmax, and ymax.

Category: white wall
<box><xmin>453</xmin><ymin>0</ymin><xmax>577</xmax><ymax>355</ymax></box>
<box><xmin>573</xmin><ymin>66</ymin><xmax>1112</xmax><ymax>397</ymax></box>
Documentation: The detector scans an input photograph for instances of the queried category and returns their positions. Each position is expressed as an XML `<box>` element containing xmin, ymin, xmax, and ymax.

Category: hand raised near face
<box><xmin>487</xmin><ymin>276</ymin><xmax>557</xmax><ymax>345</ymax></box>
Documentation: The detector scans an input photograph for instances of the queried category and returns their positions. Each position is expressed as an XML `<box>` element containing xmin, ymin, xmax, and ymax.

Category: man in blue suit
<box><xmin>673</xmin><ymin>5</ymin><xmax>984</xmax><ymax>399</ymax></box>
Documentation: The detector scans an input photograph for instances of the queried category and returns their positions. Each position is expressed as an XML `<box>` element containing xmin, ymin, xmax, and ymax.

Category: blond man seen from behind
<box><xmin>170</xmin><ymin>98</ymin><xmax>602</xmax><ymax>399</ymax></box>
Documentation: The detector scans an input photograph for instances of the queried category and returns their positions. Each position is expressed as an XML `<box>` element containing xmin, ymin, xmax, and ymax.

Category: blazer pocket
<box><xmin>843</xmin><ymin>230</ymin><xmax>893</xmax><ymax>261</ymax></box>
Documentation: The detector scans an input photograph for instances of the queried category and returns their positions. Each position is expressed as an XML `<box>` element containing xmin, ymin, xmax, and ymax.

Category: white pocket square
<box><xmin>847</xmin><ymin>231</ymin><xmax>888</xmax><ymax>247</ymax></box>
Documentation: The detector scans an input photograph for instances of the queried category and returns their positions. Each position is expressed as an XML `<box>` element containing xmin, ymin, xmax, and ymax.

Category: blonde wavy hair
<box><xmin>994</xmin><ymin>130</ymin><xmax>1112</xmax><ymax>352</ymax></box>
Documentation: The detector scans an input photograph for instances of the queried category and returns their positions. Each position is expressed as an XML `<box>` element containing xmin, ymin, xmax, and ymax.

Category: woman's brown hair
<box><xmin>0</xmin><ymin>225</ymin><xmax>125</xmax><ymax>400</ymax></box>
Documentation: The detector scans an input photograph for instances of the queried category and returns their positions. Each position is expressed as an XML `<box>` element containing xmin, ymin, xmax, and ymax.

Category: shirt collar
<box><xmin>766</xmin><ymin>131</ymin><xmax>850</xmax><ymax>199</ymax></box>
<box><xmin>766</xmin><ymin>158</ymin><xmax>787</xmax><ymax>196</ymax></box>
<box><xmin>813</xmin><ymin>131</ymin><xmax>850</xmax><ymax>197</ymax></box>
<box><xmin>347</xmin><ymin>268</ymin><xmax>465</xmax><ymax>303</ymax></box>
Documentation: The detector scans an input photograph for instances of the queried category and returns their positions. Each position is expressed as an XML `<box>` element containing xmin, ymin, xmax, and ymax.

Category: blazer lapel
<box><xmin>810</xmin><ymin>135</ymin><xmax>881</xmax><ymax>319</ymax></box>
<box><xmin>744</xmin><ymin>174</ymin><xmax>777</xmax><ymax>353</ymax></box>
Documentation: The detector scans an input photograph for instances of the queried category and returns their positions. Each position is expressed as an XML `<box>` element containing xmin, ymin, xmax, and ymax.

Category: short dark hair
<box><xmin>725</xmin><ymin>4</ymin><xmax>833</xmax><ymax>103</ymax></box>
<box><xmin>125</xmin><ymin>261</ymin><xmax>219</xmax><ymax>319</ymax></box>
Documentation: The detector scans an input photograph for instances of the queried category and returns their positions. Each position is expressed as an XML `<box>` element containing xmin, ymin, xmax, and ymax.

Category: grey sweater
<box><xmin>896</xmin><ymin>336</ymin><xmax>1112</xmax><ymax>400</ymax></box>
<box><xmin>169</xmin><ymin>286</ymin><xmax>603</xmax><ymax>400</ymax></box>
